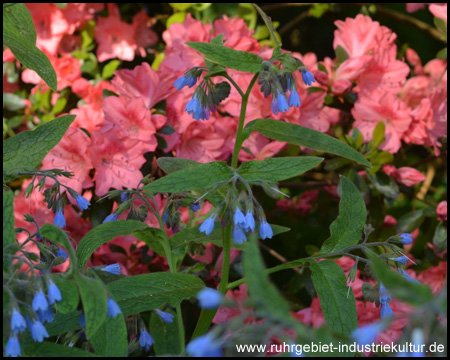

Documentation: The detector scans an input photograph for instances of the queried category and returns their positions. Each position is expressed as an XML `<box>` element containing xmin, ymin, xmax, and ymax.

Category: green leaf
<box><xmin>157</xmin><ymin>157</ymin><xmax>201</xmax><ymax>174</ymax></box>
<box><xmin>151</xmin><ymin>309</ymin><xmax>181</xmax><ymax>355</ymax></box>
<box><xmin>318</xmin><ymin>176</ymin><xmax>366</xmax><ymax>255</ymax></box>
<box><xmin>106</xmin><ymin>273</ymin><xmax>205</xmax><ymax>316</ymax></box>
<box><xmin>40</xmin><ymin>224</ymin><xmax>77</xmax><ymax>270</ymax></box>
<box><xmin>76</xmin><ymin>220</ymin><xmax>149</xmax><ymax>269</ymax></box>
<box><xmin>101</xmin><ymin>59</ymin><xmax>120</xmax><ymax>79</ymax></box>
<box><xmin>244</xmin><ymin>234</ymin><xmax>292</xmax><ymax>321</ymax></box>
<box><xmin>143</xmin><ymin>161</ymin><xmax>233</xmax><ymax>193</ymax></box>
<box><xmin>90</xmin><ymin>310</ymin><xmax>127</xmax><ymax>357</ymax></box>
<box><xmin>51</xmin><ymin>275</ymin><xmax>79</xmax><ymax>314</ymax></box>
<box><xmin>3</xmin><ymin>115</ymin><xmax>75</xmax><ymax>177</ymax></box>
<box><xmin>237</xmin><ymin>156</ymin><xmax>323</xmax><ymax>182</ymax></box>
<box><xmin>245</xmin><ymin>119</ymin><xmax>371</xmax><ymax>167</ymax></box>
<box><xmin>366</xmin><ymin>171</ymin><xmax>399</xmax><ymax>204</ymax></box>
<box><xmin>253</xmin><ymin>4</ymin><xmax>282</xmax><ymax>50</ymax></box>
<box><xmin>372</xmin><ymin>122</ymin><xmax>385</xmax><ymax>148</ymax></box>
<box><xmin>75</xmin><ymin>273</ymin><xmax>107</xmax><ymax>339</ymax></box>
<box><xmin>186</xmin><ymin>42</ymin><xmax>263</xmax><ymax>73</ymax></box>
<box><xmin>310</xmin><ymin>260</ymin><xmax>358</xmax><ymax>334</ymax></box>
<box><xmin>396</xmin><ymin>209</ymin><xmax>428</xmax><ymax>233</ymax></box>
<box><xmin>3</xmin><ymin>3</ymin><xmax>36</xmax><ymax>43</ymax></box>
<box><xmin>436</xmin><ymin>47</ymin><xmax>447</xmax><ymax>60</ymax></box>
<box><xmin>3</xmin><ymin>188</ymin><xmax>15</xmax><ymax>251</ymax></box>
<box><xmin>46</xmin><ymin>311</ymin><xmax>82</xmax><ymax>336</ymax></box>
<box><xmin>133</xmin><ymin>226</ymin><xmax>167</xmax><ymax>258</ymax></box>
<box><xmin>433</xmin><ymin>222</ymin><xmax>447</xmax><ymax>253</ymax></box>
<box><xmin>24</xmin><ymin>342</ymin><xmax>98</xmax><ymax>357</ymax></box>
<box><xmin>367</xmin><ymin>251</ymin><xmax>433</xmax><ymax>305</ymax></box>
<box><xmin>335</xmin><ymin>45</ymin><xmax>349</xmax><ymax>63</ymax></box>
<box><xmin>3</xmin><ymin>21</ymin><xmax>57</xmax><ymax>91</ymax></box>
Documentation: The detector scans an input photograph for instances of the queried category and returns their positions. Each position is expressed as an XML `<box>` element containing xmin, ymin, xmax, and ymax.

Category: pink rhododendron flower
<box><xmin>436</xmin><ymin>201</ymin><xmax>447</xmax><ymax>222</ymax></box>
<box><xmin>132</xmin><ymin>10</ymin><xmax>158</xmax><ymax>57</ymax></box>
<box><xmin>89</xmin><ymin>130</ymin><xmax>147</xmax><ymax>196</ymax></box>
<box><xmin>429</xmin><ymin>4</ymin><xmax>447</xmax><ymax>22</ymax></box>
<box><xmin>383</xmin><ymin>165</ymin><xmax>426</xmax><ymax>187</ymax></box>
<box><xmin>41</xmin><ymin>127</ymin><xmax>94</xmax><ymax>194</ymax></box>
<box><xmin>239</xmin><ymin>132</ymin><xmax>286</xmax><ymax>162</ymax></box>
<box><xmin>61</xmin><ymin>3</ymin><xmax>104</xmax><ymax>34</ymax></box>
<box><xmin>25</xmin><ymin>3</ymin><xmax>69</xmax><ymax>56</ymax></box>
<box><xmin>417</xmin><ymin>261</ymin><xmax>447</xmax><ymax>294</ymax></box>
<box><xmin>352</xmin><ymin>89</ymin><xmax>412</xmax><ymax>153</ymax></box>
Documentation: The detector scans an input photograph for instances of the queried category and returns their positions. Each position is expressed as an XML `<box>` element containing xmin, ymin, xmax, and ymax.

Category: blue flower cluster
<box><xmin>6</xmin><ymin>279</ymin><xmax>63</xmax><ymax>357</ymax></box>
<box><xmin>52</xmin><ymin>193</ymin><xmax>91</xmax><ymax>229</ymax></box>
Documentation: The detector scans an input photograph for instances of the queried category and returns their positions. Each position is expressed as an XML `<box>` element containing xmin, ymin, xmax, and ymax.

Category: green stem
<box><xmin>191</xmin><ymin>73</ymin><xmax>259</xmax><ymax>339</ymax></box>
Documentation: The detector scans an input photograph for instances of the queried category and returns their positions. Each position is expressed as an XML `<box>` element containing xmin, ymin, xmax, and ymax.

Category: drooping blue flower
<box><xmin>232</xmin><ymin>227</ymin><xmax>247</xmax><ymax>245</ymax></box>
<box><xmin>101</xmin><ymin>263</ymin><xmax>122</xmax><ymax>276</ymax></box>
<box><xmin>32</xmin><ymin>289</ymin><xmax>48</xmax><ymax>313</ymax></box>
<box><xmin>271</xmin><ymin>97</ymin><xmax>279</xmax><ymax>115</ymax></box>
<box><xmin>190</xmin><ymin>203</ymin><xmax>201</xmax><ymax>212</ymax></box>
<box><xmin>398</xmin><ymin>268</ymin><xmax>421</xmax><ymax>284</ymax></box>
<box><xmin>259</xmin><ymin>221</ymin><xmax>273</xmax><ymax>240</ymax></box>
<box><xmin>199</xmin><ymin>215</ymin><xmax>216</xmax><ymax>236</ymax></box>
<box><xmin>103</xmin><ymin>213</ymin><xmax>118</xmax><ymax>223</ymax></box>
<box><xmin>37</xmin><ymin>307</ymin><xmax>54</xmax><ymax>324</ymax></box>
<box><xmin>107</xmin><ymin>298</ymin><xmax>122</xmax><ymax>317</ymax></box>
<box><xmin>398</xmin><ymin>233</ymin><xmax>413</xmax><ymax>245</ymax></box>
<box><xmin>174</xmin><ymin>74</ymin><xmax>197</xmax><ymax>91</ymax></box>
<box><xmin>54</xmin><ymin>210</ymin><xmax>66</xmax><ymax>228</ymax></box>
<box><xmin>36</xmin><ymin>233</ymin><xmax>42</xmax><ymax>240</ymax></box>
<box><xmin>277</xmin><ymin>91</ymin><xmax>290</xmax><ymax>113</ymax></box>
<box><xmin>56</xmin><ymin>248</ymin><xmax>69</xmax><ymax>262</ymax></box>
<box><xmin>155</xmin><ymin>309</ymin><xmax>174</xmax><ymax>324</ymax></box>
<box><xmin>233</xmin><ymin>207</ymin><xmax>246</xmax><ymax>227</ymax></box>
<box><xmin>75</xmin><ymin>195</ymin><xmax>91</xmax><ymax>211</ymax></box>
<box><xmin>351</xmin><ymin>322</ymin><xmax>385</xmax><ymax>345</ymax></box>
<box><xmin>5</xmin><ymin>335</ymin><xmax>21</xmax><ymax>357</ymax></box>
<box><xmin>186</xmin><ymin>333</ymin><xmax>222</xmax><ymax>357</ymax></box>
<box><xmin>10</xmin><ymin>308</ymin><xmax>27</xmax><ymax>334</ymax></box>
<box><xmin>78</xmin><ymin>314</ymin><xmax>86</xmax><ymax>328</ymax></box>
<box><xmin>139</xmin><ymin>328</ymin><xmax>155</xmax><ymax>352</ymax></box>
<box><xmin>389</xmin><ymin>256</ymin><xmax>409</xmax><ymax>265</ymax></box>
<box><xmin>197</xmin><ymin>288</ymin><xmax>223</xmax><ymax>309</ymax></box>
<box><xmin>47</xmin><ymin>280</ymin><xmax>62</xmax><ymax>305</ymax></box>
<box><xmin>185</xmin><ymin>93</ymin><xmax>210</xmax><ymax>121</ymax></box>
<box><xmin>380</xmin><ymin>302</ymin><xmax>394</xmax><ymax>319</ymax></box>
<box><xmin>289</xmin><ymin>90</ymin><xmax>301</xmax><ymax>107</ymax></box>
<box><xmin>120</xmin><ymin>192</ymin><xmax>129</xmax><ymax>202</ymax></box>
<box><xmin>30</xmin><ymin>319</ymin><xmax>50</xmax><ymax>342</ymax></box>
<box><xmin>163</xmin><ymin>211</ymin><xmax>169</xmax><ymax>224</ymax></box>
<box><xmin>244</xmin><ymin>211</ymin><xmax>255</xmax><ymax>232</ymax></box>
<box><xmin>301</xmin><ymin>69</ymin><xmax>316</xmax><ymax>86</ymax></box>
<box><xmin>378</xmin><ymin>282</ymin><xmax>391</xmax><ymax>304</ymax></box>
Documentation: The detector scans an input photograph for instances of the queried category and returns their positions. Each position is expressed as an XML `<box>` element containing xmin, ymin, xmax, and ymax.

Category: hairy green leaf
<box><xmin>157</xmin><ymin>157</ymin><xmax>201</xmax><ymax>174</ymax></box>
<box><xmin>40</xmin><ymin>224</ymin><xmax>78</xmax><ymax>270</ymax></box>
<box><xmin>24</xmin><ymin>342</ymin><xmax>98</xmax><ymax>357</ymax></box>
<box><xmin>52</xmin><ymin>275</ymin><xmax>79</xmax><ymax>314</ymax></box>
<box><xmin>245</xmin><ymin>119</ymin><xmax>371</xmax><ymax>167</ymax></box>
<box><xmin>90</xmin><ymin>311</ymin><xmax>127</xmax><ymax>357</ymax></box>
<box><xmin>107</xmin><ymin>273</ymin><xmax>205</xmax><ymax>316</ymax></box>
<box><xmin>310</xmin><ymin>260</ymin><xmax>358</xmax><ymax>334</ymax></box>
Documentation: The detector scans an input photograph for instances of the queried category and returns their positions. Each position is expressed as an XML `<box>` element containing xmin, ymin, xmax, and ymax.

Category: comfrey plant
<box><xmin>3</xmin><ymin>3</ymin><xmax>445</xmax><ymax>358</ymax></box>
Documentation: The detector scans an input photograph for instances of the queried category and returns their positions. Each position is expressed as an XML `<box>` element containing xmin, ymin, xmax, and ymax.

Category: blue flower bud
<box><xmin>233</xmin><ymin>227</ymin><xmax>247</xmax><ymax>245</ymax></box>
<box><xmin>5</xmin><ymin>335</ymin><xmax>21</xmax><ymax>357</ymax></box>
<box><xmin>56</xmin><ymin>248</ymin><xmax>69</xmax><ymax>262</ymax></box>
<box><xmin>30</xmin><ymin>319</ymin><xmax>50</xmax><ymax>342</ymax></box>
<box><xmin>379</xmin><ymin>282</ymin><xmax>391</xmax><ymax>304</ymax></box>
<box><xmin>186</xmin><ymin>333</ymin><xmax>222</xmax><ymax>357</ymax></box>
<box><xmin>101</xmin><ymin>263</ymin><xmax>122</xmax><ymax>276</ymax></box>
<box><xmin>155</xmin><ymin>309</ymin><xmax>174</xmax><ymax>324</ymax></box>
<box><xmin>259</xmin><ymin>221</ymin><xmax>273</xmax><ymax>240</ymax></box>
<box><xmin>398</xmin><ymin>268</ymin><xmax>420</xmax><ymax>284</ymax></box>
<box><xmin>289</xmin><ymin>90</ymin><xmax>301</xmax><ymax>107</ymax></box>
<box><xmin>190</xmin><ymin>204</ymin><xmax>201</xmax><ymax>212</ymax></box>
<box><xmin>398</xmin><ymin>233</ymin><xmax>413</xmax><ymax>245</ymax></box>
<box><xmin>32</xmin><ymin>289</ymin><xmax>48</xmax><ymax>313</ymax></box>
<box><xmin>197</xmin><ymin>288</ymin><xmax>223</xmax><ymax>309</ymax></box>
<box><xmin>174</xmin><ymin>74</ymin><xmax>198</xmax><ymax>90</ymax></box>
<box><xmin>233</xmin><ymin>207</ymin><xmax>246</xmax><ymax>227</ymax></box>
<box><xmin>120</xmin><ymin>192</ymin><xmax>128</xmax><ymax>202</ymax></box>
<box><xmin>107</xmin><ymin>298</ymin><xmax>122</xmax><ymax>317</ymax></box>
<box><xmin>54</xmin><ymin>210</ymin><xmax>66</xmax><ymax>228</ymax></box>
<box><xmin>301</xmin><ymin>69</ymin><xmax>316</xmax><ymax>86</ymax></box>
<box><xmin>11</xmin><ymin>308</ymin><xmax>27</xmax><ymax>334</ymax></box>
<box><xmin>271</xmin><ymin>97</ymin><xmax>279</xmax><ymax>114</ymax></box>
<box><xmin>75</xmin><ymin>195</ymin><xmax>91</xmax><ymax>211</ymax></box>
<box><xmin>199</xmin><ymin>216</ymin><xmax>216</xmax><ymax>236</ymax></box>
<box><xmin>389</xmin><ymin>256</ymin><xmax>409</xmax><ymax>265</ymax></box>
<box><xmin>79</xmin><ymin>314</ymin><xmax>86</xmax><ymax>328</ymax></box>
<box><xmin>47</xmin><ymin>280</ymin><xmax>62</xmax><ymax>305</ymax></box>
<box><xmin>139</xmin><ymin>328</ymin><xmax>155</xmax><ymax>352</ymax></box>
<box><xmin>351</xmin><ymin>322</ymin><xmax>384</xmax><ymax>345</ymax></box>
<box><xmin>103</xmin><ymin>213</ymin><xmax>118</xmax><ymax>223</ymax></box>
<box><xmin>244</xmin><ymin>211</ymin><xmax>255</xmax><ymax>232</ymax></box>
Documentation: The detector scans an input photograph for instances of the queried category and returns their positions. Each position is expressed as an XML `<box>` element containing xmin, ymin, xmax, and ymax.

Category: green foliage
<box><xmin>3</xmin><ymin>4</ymin><xmax>57</xmax><ymax>90</ymax></box>
<box><xmin>3</xmin><ymin>188</ymin><xmax>15</xmax><ymax>255</ymax></box>
<box><xmin>310</xmin><ymin>260</ymin><xmax>358</xmax><ymax>334</ymax></box>
<box><xmin>52</xmin><ymin>275</ymin><xmax>80</xmax><ymax>314</ymax></box>
<box><xmin>3</xmin><ymin>115</ymin><xmax>75</xmax><ymax>179</ymax></box>
<box><xmin>151</xmin><ymin>309</ymin><xmax>181</xmax><ymax>355</ymax></box>
<box><xmin>318</xmin><ymin>176</ymin><xmax>367</xmax><ymax>255</ymax></box>
<box><xmin>24</xmin><ymin>342</ymin><xmax>98</xmax><ymax>357</ymax></box>
<box><xmin>40</xmin><ymin>224</ymin><xmax>78</xmax><ymax>270</ymax></box>
<box><xmin>237</xmin><ymin>157</ymin><xmax>323</xmax><ymax>182</ymax></box>
<box><xmin>75</xmin><ymin>273</ymin><xmax>108</xmax><ymax>339</ymax></box>
<box><xmin>106</xmin><ymin>273</ymin><xmax>205</xmax><ymax>316</ymax></box>
<box><xmin>245</xmin><ymin>119</ymin><xmax>371</xmax><ymax>167</ymax></box>
<box><xmin>187</xmin><ymin>42</ymin><xmax>264</xmax><ymax>73</ymax></box>
<box><xmin>157</xmin><ymin>157</ymin><xmax>201</xmax><ymax>174</ymax></box>
<box><xmin>90</xmin><ymin>311</ymin><xmax>128</xmax><ymax>357</ymax></box>
<box><xmin>76</xmin><ymin>220</ymin><xmax>150</xmax><ymax>269</ymax></box>
<box><xmin>143</xmin><ymin>161</ymin><xmax>234</xmax><ymax>193</ymax></box>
